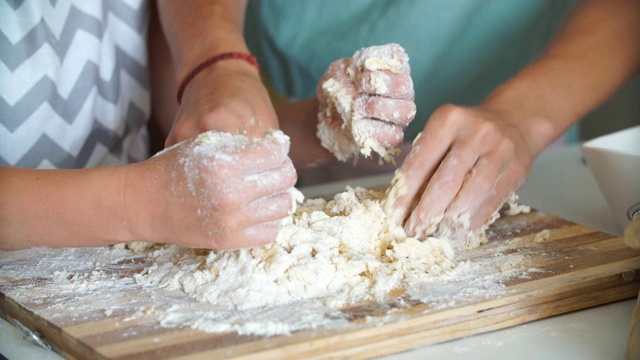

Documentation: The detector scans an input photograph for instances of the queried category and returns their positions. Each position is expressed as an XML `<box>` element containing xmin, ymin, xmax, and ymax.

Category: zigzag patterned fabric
<box><xmin>0</xmin><ymin>0</ymin><xmax>151</xmax><ymax>169</ymax></box>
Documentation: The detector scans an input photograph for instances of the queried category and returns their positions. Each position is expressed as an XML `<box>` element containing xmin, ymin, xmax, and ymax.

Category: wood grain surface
<box><xmin>1</xmin><ymin>209</ymin><xmax>639</xmax><ymax>360</ymax></box>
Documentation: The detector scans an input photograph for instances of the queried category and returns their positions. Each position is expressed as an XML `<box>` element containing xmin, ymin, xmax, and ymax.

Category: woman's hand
<box><xmin>384</xmin><ymin>104</ymin><xmax>540</xmax><ymax>244</ymax></box>
<box><xmin>316</xmin><ymin>44</ymin><xmax>416</xmax><ymax>162</ymax></box>
<box><xmin>382</xmin><ymin>0</ymin><xmax>640</xmax><ymax>246</ymax></box>
<box><xmin>132</xmin><ymin>130</ymin><xmax>298</xmax><ymax>250</ymax></box>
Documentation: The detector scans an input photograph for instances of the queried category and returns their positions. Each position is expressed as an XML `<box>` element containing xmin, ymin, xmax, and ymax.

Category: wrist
<box><xmin>175</xmin><ymin>31</ymin><xmax>252</xmax><ymax>82</ymax></box>
<box><xmin>482</xmin><ymin>88</ymin><xmax>557</xmax><ymax>158</ymax></box>
<box><xmin>120</xmin><ymin>163</ymin><xmax>158</xmax><ymax>244</ymax></box>
<box><xmin>177</xmin><ymin>51</ymin><xmax>260</xmax><ymax>104</ymax></box>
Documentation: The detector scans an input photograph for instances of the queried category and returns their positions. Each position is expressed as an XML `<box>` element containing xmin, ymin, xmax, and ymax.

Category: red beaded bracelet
<box><xmin>176</xmin><ymin>52</ymin><xmax>260</xmax><ymax>104</ymax></box>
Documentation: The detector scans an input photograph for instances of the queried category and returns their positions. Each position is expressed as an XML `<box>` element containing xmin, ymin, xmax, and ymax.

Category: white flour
<box><xmin>0</xmin><ymin>198</ymin><xmax>541</xmax><ymax>337</ymax></box>
<box><xmin>132</xmin><ymin>187</ymin><xmax>457</xmax><ymax>334</ymax></box>
<box><xmin>122</xmin><ymin>186</ymin><xmax>535</xmax><ymax>336</ymax></box>
<box><xmin>0</xmin><ymin>120</ymin><xmax>537</xmax><ymax>339</ymax></box>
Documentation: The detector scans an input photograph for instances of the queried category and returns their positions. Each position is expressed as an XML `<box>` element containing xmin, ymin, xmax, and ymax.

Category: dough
<box><xmin>131</xmin><ymin>130</ymin><xmax>528</xmax><ymax>316</ymax></box>
<box><xmin>135</xmin><ymin>187</ymin><xmax>455</xmax><ymax>311</ymax></box>
<box><xmin>129</xmin><ymin>184</ymin><xmax>532</xmax><ymax>336</ymax></box>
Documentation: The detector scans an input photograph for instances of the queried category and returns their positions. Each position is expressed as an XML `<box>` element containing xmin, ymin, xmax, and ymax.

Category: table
<box><xmin>1</xmin><ymin>145</ymin><xmax>636</xmax><ymax>359</ymax></box>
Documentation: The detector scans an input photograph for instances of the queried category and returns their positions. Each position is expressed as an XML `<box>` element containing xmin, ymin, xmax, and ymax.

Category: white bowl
<box><xmin>581</xmin><ymin>125</ymin><xmax>640</xmax><ymax>233</ymax></box>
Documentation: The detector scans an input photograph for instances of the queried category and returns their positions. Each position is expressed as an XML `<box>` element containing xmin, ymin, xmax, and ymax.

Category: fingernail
<box><xmin>409</xmin><ymin>213</ymin><xmax>444</xmax><ymax>240</ymax></box>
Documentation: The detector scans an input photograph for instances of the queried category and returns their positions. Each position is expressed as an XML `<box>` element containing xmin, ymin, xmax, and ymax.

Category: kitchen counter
<box><xmin>1</xmin><ymin>144</ymin><xmax>636</xmax><ymax>359</ymax></box>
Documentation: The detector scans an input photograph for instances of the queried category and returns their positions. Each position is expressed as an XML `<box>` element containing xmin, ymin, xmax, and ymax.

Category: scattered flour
<box><xmin>122</xmin><ymin>186</ymin><xmax>534</xmax><ymax>336</ymax></box>
<box><xmin>133</xmin><ymin>187</ymin><xmax>457</xmax><ymax>333</ymax></box>
<box><xmin>0</xmin><ymin>189</ymin><xmax>540</xmax><ymax>338</ymax></box>
<box><xmin>0</xmin><ymin>129</ymin><xmax>539</xmax><ymax>339</ymax></box>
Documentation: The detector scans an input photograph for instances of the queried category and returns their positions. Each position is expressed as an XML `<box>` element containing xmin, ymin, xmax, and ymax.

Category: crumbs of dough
<box><xmin>0</xmin><ymin>188</ymin><xmax>538</xmax><ymax>338</ymax></box>
<box><xmin>533</xmin><ymin>229</ymin><xmax>551</xmax><ymax>243</ymax></box>
<box><xmin>134</xmin><ymin>187</ymin><xmax>456</xmax><ymax>334</ymax></box>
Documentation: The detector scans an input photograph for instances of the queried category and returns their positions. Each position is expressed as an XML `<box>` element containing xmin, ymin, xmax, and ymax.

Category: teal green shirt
<box><xmin>245</xmin><ymin>0</ymin><xmax>578</xmax><ymax>141</ymax></box>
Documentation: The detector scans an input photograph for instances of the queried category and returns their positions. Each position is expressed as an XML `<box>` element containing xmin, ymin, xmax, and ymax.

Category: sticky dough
<box><xmin>133</xmin><ymin>187</ymin><xmax>455</xmax><ymax>312</ymax></box>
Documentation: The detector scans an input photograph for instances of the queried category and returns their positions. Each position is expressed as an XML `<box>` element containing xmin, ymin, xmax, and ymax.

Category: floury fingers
<box><xmin>316</xmin><ymin>43</ymin><xmax>416</xmax><ymax>164</ymax></box>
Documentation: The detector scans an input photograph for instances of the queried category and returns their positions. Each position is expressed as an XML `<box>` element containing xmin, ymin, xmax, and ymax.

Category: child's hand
<box><xmin>316</xmin><ymin>43</ymin><xmax>416</xmax><ymax>163</ymax></box>
<box><xmin>165</xmin><ymin>60</ymin><xmax>279</xmax><ymax>146</ymax></box>
<box><xmin>131</xmin><ymin>130</ymin><xmax>298</xmax><ymax>250</ymax></box>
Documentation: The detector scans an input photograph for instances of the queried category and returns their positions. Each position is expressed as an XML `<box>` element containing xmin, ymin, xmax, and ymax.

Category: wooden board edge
<box><xmin>158</xmin><ymin>268</ymin><xmax>640</xmax><ymax>359</ymax></box>
<box><xmin>0</xmin><ymin>296</ymin><xmax>101</xmax><ymax>360</ymax></box>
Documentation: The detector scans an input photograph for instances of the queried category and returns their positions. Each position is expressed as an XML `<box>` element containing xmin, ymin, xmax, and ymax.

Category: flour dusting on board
<box><xmin>0</xmin><ymin>184</ymin><xmax>540</xmax><ymax>338</ymax></box>
<box><xmin>0</xmin><ymin>123</ymin><xmax>536</xmax><ymax>337</ymax></box>
<box><xmin>136</xmin><ymin>198</ymin><xmax>534</xmax><ymax>335</ymax></box>
<box><xmin>131</xmin><ymin>186</ymin><xmax>461</xmax><ymax>335</ymax></box>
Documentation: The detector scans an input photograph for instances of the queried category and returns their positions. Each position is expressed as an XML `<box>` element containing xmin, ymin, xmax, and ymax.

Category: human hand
<box><xmin>316</xmin><ymin>43</ymin><xmax>416</xmax><ymax>163</ymax></box>
<box><xmin>384</xmin><ymin>104</ymin><xmax>536</xmax><ymax>246</ymax></box>
<box><xmin>132</xmin><ymin>129</ymin><xmax>298</xmax><ymax>250</ymax></box>
<box><xmin>165</xmin><ymin>61</ymin><xmax>279</xmax><ymax>147</ymax></box>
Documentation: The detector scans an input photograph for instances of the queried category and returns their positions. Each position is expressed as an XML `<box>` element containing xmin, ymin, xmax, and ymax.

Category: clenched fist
<box><xmin>130</xmin><ymin>130</ymin><xmax>299</xmax><ymax>250</ymax></box>
<box><xmin>316</xmin><ymin>43</ymin><xmax>416</xmax><ymax>163</ymax></box>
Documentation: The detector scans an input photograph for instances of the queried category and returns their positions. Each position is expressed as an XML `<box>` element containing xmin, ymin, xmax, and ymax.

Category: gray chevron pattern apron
<box><xmin>1</xmin><ymin>0</ymin><xmax>150</xmax><ymax>169</ymax></box>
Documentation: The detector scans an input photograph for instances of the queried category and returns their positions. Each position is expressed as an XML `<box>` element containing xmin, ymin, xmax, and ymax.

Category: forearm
<box><xmin>0</xmin><ymin>167</ymin><xmax>132</xmax><ymax>250</ymax></box>
<box><xmin>157</xmin><ymin>0</ymin><xmax>278</xmax><ymax>144</ymax></box>
<box><xmin>156</xmin><ymin>0</ymin><xmax>251</xmax><ymax>82</ymax></box>
<box><xmin>483</xmin><ymin>0</ymin><xmax>640</xmax><ymax>156</ymax></box>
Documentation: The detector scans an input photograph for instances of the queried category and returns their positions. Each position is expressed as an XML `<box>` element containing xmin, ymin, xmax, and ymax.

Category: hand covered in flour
<box><xmin>316</xmin><ymin>43</ymin><xmax>416</xmax><ymax>163</ymax></box>
<box><xmin>135</xmin><ymin>130</ymin><xmax>298</xmax><ymax>250</ymax></box>
<box><xmin>384</xmin><ymin>105</ymin><xmax>535</xmax><ymax>245</ymax></box>
<box><xmin>165</xmin><ymin>59</ymin><xmax>279</xmax><ymax>147</ymax></box>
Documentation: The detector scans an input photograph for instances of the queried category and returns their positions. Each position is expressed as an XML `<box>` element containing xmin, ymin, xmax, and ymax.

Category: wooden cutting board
<box><xmin>1</xmin><ymin>209</ymin><xmax>639</xmax><ymax>360</ymax></box>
